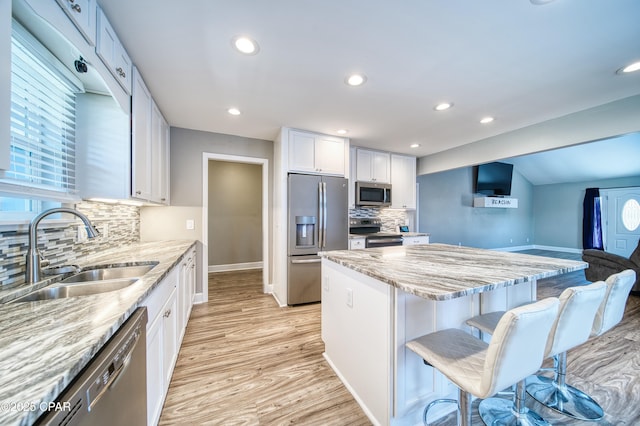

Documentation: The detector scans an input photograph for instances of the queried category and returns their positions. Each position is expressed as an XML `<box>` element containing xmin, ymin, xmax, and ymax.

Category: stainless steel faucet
<box><xmin>25</xmin><ymin>207</ymin><xmax>99</xmax><ymax>284</ymax></box>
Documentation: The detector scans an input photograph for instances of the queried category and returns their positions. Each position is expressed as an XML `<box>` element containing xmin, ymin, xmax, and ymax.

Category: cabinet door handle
<box><xmin>116</xmin><ymin>67</ymin><xmax>126</xmax><ymax>78</ymax></box>
<box><xmin>135</xmin><ymin>190</ymin><xmax>141</xmax><ymax>195</ymax></box>
<box><xmin>164</xmin><ymin>309</ymin><xmax>171</xmax><ymax>318</ymax></box>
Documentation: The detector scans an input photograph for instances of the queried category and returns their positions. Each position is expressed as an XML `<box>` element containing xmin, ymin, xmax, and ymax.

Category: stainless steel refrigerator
<box><xmin>287</xmin><ymin>173</ymin><xmax>348</xmax><ymax>305</ymax></box>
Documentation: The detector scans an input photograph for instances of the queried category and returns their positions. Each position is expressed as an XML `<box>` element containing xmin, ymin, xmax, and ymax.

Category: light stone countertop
<box><xmin>320</xmin><ymin>243</ymin><xmax>587</xmax><ymax>301</ymax></box>
<box><xmin>0</xmin><ymin>240</ymin><xmax>196</xmax><ymax>426</ymax></box>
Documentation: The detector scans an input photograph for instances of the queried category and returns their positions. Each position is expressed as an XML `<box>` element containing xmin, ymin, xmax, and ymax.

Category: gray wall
<box><xmin>170</xmin><ymin>127</ymin><xmax>273</xmax><ymax>207</ymax></box>
<box><xmin>533</xmin><ymin>176</ymin><xmax>640</xmax><ymax>249</ymax></box>
<box><xmin>208</xmin><ymin>161</ymin><xmax>262</xmax><ymax>265</ymax></box>
<box><xmin>417</xmin><ymin>167</ymin><xmax>534</xmax><ymax>248</ymax></box>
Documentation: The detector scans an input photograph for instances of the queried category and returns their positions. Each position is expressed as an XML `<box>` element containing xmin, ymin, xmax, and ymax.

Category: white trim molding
<box><xmin>201</xmin><ymin>152</ymin><xmax>270</xmax><ymax>303</ymax></box>
<box><xmin>208</xmin><ymin>262</ymin><xmax>263</xmax><ymax>273</ymax></box>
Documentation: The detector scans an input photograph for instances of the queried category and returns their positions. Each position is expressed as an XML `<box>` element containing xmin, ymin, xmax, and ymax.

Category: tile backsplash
<box><xmin>0</xmin><ymin>201</ymin><xmax>140</xmax><ymax>286</ymax></box>
<box><xmin>349</xmin><ymin>207</ymin><xmax>413</xmax><ymax>233</ymax></box>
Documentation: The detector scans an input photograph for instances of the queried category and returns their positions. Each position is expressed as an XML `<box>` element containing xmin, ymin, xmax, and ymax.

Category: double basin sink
<box><xmin>15</xmin><ymin>263</ymin><xmax>158</xmax><ymax>302</ymax></box>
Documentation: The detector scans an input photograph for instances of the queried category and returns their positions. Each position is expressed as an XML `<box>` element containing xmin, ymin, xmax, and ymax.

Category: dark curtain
<box><xmin>583</xmin><ymin>188</ymin><xmax>603</xmax><ymax>250</ymax></box>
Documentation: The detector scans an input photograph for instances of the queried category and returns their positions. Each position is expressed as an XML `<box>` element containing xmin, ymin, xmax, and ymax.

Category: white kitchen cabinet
<box><xmin>143</xmin><ymin>248</ymin><xmax>196</xmax><ymax>426</ymax></box>
<box><xmin>402</xmin><ymin>235</ymin><xmax>429</xmax><ymax>245</ymax></box>
<box><xmin>356</xmin><ymin>149</ymin><xmax>390</xmax><ymax>183</ymax></box>
<box><xmin>132</xmin><ymin>68</ymin><xmax>153</xmax><ymax>201</ymax></box>
<box><xmin>349</xmin><ymin>237</ymin><xmax>365</xmax><ymax>250</ymax></box>
<box><xmin>178</xmin><ymin>247</ymin><xmax>196</xmax><ymax>341</ymax></box>
<box><xmin>151</xmin><ymin>101</ymin><xmax>170</xmax><ymax>204</ymax></box>
<box><xmin>132</xmin><ymin>67</ymin><xmax>170</xmax><ymax>204</ymax></box>
<box><xmin>390</xmin><ymin>154</ymin><xmax>416</xmax><ymax>209</ymax></box>
<box><xmin>96</xmin><ymin>6</ymin><xmax>131</xmax><ymax>93</ymax></box>
<box><xmin>288</xmin><ymin>130</ymin><xmax>346</xmax><ymax>176</ymax></box>
<box><xmin>145</xmin><ymin>307</ymin><xmax>164</xmax><ymax>426</ymax></box>
<box><xmin>162</xmin><ymin>288</ymin><xmax>178</xmax><ymax>387</ymax></box>
<box><xmin>143</xmin><ymin>267</ymin><xmax>178</xmax><ymax>426</ymax></box>
<box><xmin>55</xmin><ymin>0</ymin><xmax>96</xmax><ymax>45</ymax></box>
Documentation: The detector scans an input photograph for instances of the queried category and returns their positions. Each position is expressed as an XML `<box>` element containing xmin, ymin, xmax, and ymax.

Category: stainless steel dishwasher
<box><xmin>37</xmin><ymin>307</ymin><xmax>148</xmax><ymax>426</ymax></box>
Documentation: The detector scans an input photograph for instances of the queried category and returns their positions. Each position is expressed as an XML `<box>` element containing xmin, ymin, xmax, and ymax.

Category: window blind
<box><xmin>0</xmin><ymin>20</ymin><xmax>83</xmax><ymax>202</ymax></box>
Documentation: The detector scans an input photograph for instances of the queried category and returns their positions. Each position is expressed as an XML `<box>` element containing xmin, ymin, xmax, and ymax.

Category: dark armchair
<box><xmin>582</xmin><ymin>239</ymin><xmax>640</xmax><ymax>292</ymax></box>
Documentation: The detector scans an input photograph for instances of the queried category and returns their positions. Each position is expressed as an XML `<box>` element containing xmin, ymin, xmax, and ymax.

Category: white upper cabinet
<box><xmin>390</xmin><ymin>154</ymin><xmax>416</xmax><ymax>209</ymax></box>
<box><xmin>356</xmin><ymin>149</ymin><xmax>390</xmax><ymax>183</ymax></box>
<box><xmin>55</xmin><ymin>0</ymin><xmax>96</xmax><ymax>45</ymax></box>
<box><xmin>132</xmin><ymin>68</ymin><xmax>153</xmax><ymax>201</ymax></box>
<box><xmin>132</xmin><ymin>67</ymin><xmax>170</xmax><ymax>204</ymax></box>
<box><xmin>288</xmin><ymin>130</ymin><xmax>346</xmax><ymax>176</ymax></box>
<box><xmin>151</xmin><ymin>100</ymin><xmax>170</xmax><ymax>204</ymax></box>
<box><xmin>96</xmin><ymin>6</ymin><xmax>132</xmax><ymax>93</ymax></box>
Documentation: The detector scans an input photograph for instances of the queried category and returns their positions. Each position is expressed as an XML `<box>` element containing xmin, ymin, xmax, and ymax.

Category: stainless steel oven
<box><xmin>349</xmin><ymin>218</ymin><xmax>403</xmax><ymax>248</ymax></box>
<box><xmin>355</xmin><ymin>181</ymin><xmax>392</xmax><ymax>207</ymax></box>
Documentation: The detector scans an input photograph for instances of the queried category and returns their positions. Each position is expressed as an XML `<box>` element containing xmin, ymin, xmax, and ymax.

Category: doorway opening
<box><xmin>201</xmin><ymin>153</ymin><xmax>269</xmax><ymax>302</ymax></box>
<box><xmin>601</xmin><ymin>187</ymin><xmax>640</xmax><ymax>257</ymax></box>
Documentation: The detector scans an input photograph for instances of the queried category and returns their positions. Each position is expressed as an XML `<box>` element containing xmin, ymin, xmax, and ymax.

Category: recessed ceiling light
<box><xmin>336</xmin><ymin>129</ymin><xmax>348</xmax><ymax>135</ymax></box>
<box><xmin>227</xmin><ymin>107</ymin><xmax>241</xmax><ymax>116</ymax></box>
<box><xmin>530</xmin><ymin>0</ymin><xmax>556</xmax><ymax>4</ymax></box>
<box><xmin>232</xmin><ymin>36</ymin><xmax>259</xmax><ymax>55</ymax></box>
<box><xmin>434</xmin><ymin>102</ymin><xmax>453</xmax><ymax>111</ymax></box>
<box><xmin>345</xmin><ymin>74</ymin><xmax>367</xmax><ymax>86</ymax></box>
<box><xmin>616</xmin><ymin>61</ymin><xmax>640</xmax><ymax>74</ymax></box>
<box><xmin>480</xmin><ymin>116</ymin><xmax>495</xmax><ymax>124</ymax></box>
<box><xmin>410</xmin><ymin>143</ymin><xmax>421</xmax><ymax>148</ymax></box>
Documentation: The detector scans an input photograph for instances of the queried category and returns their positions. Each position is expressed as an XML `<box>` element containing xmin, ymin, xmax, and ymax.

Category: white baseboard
<box><xmin>493</xmin><ymin>244</ymin><xmax>582</xmax><ymax>254</ymax></box>
<box><xmin>494</xmin><ymin>244</ymin><xmax>535</xmax><ymax>252</ymax></box>
<box><xmin>270</xmin><ymin>291</ymin><xmax>286</xmax><ymax>307</ymax></box>
<box><xmin>192</xmin><ymin>293</ymin><xmax>206</xmax><ymax>304</ymax></box>
<box><xmin>208</xmin><ymin>261</ymin><xmax>263</xmax><ymax>273</ymax></box>
<box><xmin>533</xmin><ymin>245</ymin><xmax>583</xmax><ymax>254</ymax></box>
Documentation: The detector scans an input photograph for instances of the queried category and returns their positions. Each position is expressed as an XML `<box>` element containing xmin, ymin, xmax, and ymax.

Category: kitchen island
<box><xmin>319</xmin><ymin>244</ymin><xmax>587</xmax><ymax>426</ymax></box>
<box><xmin>0</xmin><ymin>240</ymin><xmax>196</xmax><ymax>426</ymax></box>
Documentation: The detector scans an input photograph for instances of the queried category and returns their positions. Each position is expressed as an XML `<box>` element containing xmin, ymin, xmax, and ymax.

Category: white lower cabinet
<box><xmin>178</xmin><ymin>247</ymin><xmax>196</xmax><ymax>341</ymax></box>
<box><xmin>349</xmin><ymin>237</ymin><xmax>365</xmax><ymax>250</ymax></box>
<box><xmin>402</xmin><ymin>235</ymin><xmax>430</xmax><ymax>246</ymax></box>
<box><xmin>145</xmin><ymin>308</ymin><xmax>164</xmax><ymax>426</ymax></box>
<box><xmin>143</xmin><ymin>248</ymin><xmax>196</xmax><ymax>426</ymax></box>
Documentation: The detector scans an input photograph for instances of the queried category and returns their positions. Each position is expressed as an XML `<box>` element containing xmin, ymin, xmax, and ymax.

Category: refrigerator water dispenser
<box><xmin>295</xmin><ymin>216</ymin><xmax>316</xmax><ymax>248</ymax></box>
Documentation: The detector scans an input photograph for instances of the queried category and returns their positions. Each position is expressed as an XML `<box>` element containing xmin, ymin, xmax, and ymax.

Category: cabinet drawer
<box><xmin>143</xmin><ymin>267</ymin><xmax>177</xmax><ymax>324</ymax></box>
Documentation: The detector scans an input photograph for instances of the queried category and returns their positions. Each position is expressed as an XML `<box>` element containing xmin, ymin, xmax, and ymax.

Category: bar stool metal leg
<box><xmin>422</xmin><ymin>398</ymin><xmax>458</xmax><ymax>426</ymax></box>
<box><xmin>479</xmin><ymin>380</ymin><xmax>551</xmax><ymax>426</ymax></box>
<box><xmin>526</xmin><ymin>352</ymin><xmax>604</xmax><ymax>421</ymax></box>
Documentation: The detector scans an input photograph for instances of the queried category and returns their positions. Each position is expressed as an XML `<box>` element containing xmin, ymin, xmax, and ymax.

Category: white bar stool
<box><xmin>479</xmin><ymin>280</ymin><xmax>607</xmax><ymax>422</ymax></box>
<box><xmin>406</xmin><ymin>297</ymin><xmax>559</xmax><ymax>426</ymax></box>
<box><xmin>526</xmin><ymin>269</ymin><xmax>635</xmax><ymax>420</ymax></box>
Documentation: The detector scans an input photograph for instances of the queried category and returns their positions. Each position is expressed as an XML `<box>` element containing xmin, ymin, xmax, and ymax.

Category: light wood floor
<box><xmin>159</xmin><ymin>252</ymin><xmax>640</xmax><ymax>425</ymax></box>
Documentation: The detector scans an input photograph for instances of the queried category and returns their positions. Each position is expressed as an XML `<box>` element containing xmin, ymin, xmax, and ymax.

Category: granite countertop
<box><xmin>0</xmin><ymin>240</ymin><xmax>196</xmax><ymax>426</ymax></box>
<box><xmin>320</xmin><ymin>243</ymin><xmax>587</xmax><ymax>301</ymax></box>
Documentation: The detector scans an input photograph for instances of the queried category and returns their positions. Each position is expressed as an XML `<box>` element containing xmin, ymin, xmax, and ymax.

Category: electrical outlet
<box><xmin>346</xmin><ymin>288</ymin><xmax>353</xmax><ymax>308</ymax></box>
<box><xmin>186</xmin><ymin>219</ymin><xmax>195</xmax><ymax>230</ymax></box>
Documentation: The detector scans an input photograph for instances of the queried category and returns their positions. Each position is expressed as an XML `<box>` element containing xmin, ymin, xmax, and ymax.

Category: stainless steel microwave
<box><xmin>355</xmin><ymin>181</ymin><xmax>392</xmax><ymax>206</ymax></box>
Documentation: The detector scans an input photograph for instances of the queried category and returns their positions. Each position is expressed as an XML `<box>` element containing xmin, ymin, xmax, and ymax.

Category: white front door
<box><xmin>602</xmin><ymin>187</ymin><xmax>640</xmax><ymax>257</ymax></box>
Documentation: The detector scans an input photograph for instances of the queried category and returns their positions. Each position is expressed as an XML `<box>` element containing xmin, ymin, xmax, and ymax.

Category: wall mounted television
<box><xmin>474</xmin><ymin>162</ymin><xmax>514</xmax><ymax>196</ymax></box>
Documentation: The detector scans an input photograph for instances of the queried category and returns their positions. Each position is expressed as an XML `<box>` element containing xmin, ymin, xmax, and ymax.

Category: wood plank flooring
<box><xmin>158</xmin><ymin>269</ymin><xmax>370</xmax><ymax>425</ymax></box>
<box><xmin>159</xmin><ymin>251</ymin><xmax>640</xmax><ymax>425</ymax></box>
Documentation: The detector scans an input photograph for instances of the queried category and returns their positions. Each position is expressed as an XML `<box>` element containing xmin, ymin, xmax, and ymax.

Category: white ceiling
<box><xmin>506</xmin><ymin>132</ymin><xmax>640</xmax><ymax>185</ymax></box>
<box><xmin>98</xmin><ymin>0</ymin><xmax>640</xmax><ymax>163</ymax></box>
